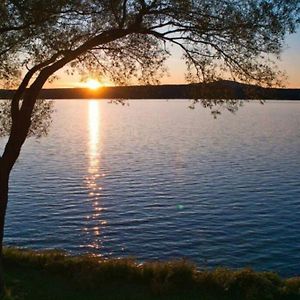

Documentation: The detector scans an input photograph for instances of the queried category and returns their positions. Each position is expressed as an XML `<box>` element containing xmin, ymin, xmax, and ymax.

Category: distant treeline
<box><xmin>1</xmin><ymin>80</ymin><xmax>299</xmax><ymax>100</ymax></box>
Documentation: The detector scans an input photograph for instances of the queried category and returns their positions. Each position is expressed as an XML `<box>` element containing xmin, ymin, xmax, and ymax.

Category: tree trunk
<box><xmin>0</xmin><ymin>161</ymin><xmax>9</xmax><ymax>296</ymax></box>
<box><xmin>0</xmin><ymin>83</ymin><xmax>42</xmax><ymax>295</ymax></box>
<box><xmin>0</xmin><ymin>92</ymin><xmax>39</xmax><ymax>295</ymax></box>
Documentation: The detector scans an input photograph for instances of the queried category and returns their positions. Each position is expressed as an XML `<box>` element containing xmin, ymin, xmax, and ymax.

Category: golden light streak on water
<box><xmin>84</xmin><ymin>100</ymin><xmax>106</xmax><ymax>252</ymax></box>
<box><xmin>88</xmin><ymin>100</ymin><xmax>101</xmax><ymax>175</ymax></box>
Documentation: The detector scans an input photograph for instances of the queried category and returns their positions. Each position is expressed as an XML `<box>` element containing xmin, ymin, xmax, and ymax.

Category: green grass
<box><xmin>2</xmin><ymin>247</ymin><xmax>300</xmax><ymax>300</ymax></box>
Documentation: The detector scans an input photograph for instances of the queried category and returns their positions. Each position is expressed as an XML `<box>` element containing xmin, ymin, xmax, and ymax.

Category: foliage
<box><xmin>3</xmin><ymin>247</ymin><xmax>300</xmax><ymax>300</ymax></box>
<box><xmin>0</xmin><ymin>100</ymin><xmax>54</xmax><ymax>138</ymax></box>
<box><xmin>0</xmin><ymin>0</ymin><xmax>299</xmax><ymax>89</ymax></box>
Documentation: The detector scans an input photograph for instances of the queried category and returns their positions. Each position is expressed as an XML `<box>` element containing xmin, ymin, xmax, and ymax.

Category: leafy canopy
<box><xmin>0</xmin><ymin>0</ymin><xmax>299</xmax><ymax>89</ymax></box>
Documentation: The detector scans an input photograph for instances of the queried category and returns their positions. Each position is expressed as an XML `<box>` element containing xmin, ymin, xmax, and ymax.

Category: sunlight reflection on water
<box><xmin>3</xmin><ymin>100</ymin><xmax>300</xmax><ymax>276</ymax></box>
<box><xmin>88</xmin><ymin>100</ymin><xmax>101</xmax><ymax>175</ymax></box>
<box><xmin>85</xmin><ymin>100</ymin><xmax>104</xmax><ymax>251</ymax></box>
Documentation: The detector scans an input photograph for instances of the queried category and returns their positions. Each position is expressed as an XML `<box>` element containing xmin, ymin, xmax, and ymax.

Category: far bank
<box><xmin>1</xmin><ymin>80</ymin><xmax>300</xmax><ymax>100</ymax></box>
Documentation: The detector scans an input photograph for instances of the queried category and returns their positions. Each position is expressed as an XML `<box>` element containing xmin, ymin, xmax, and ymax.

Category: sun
<box><xmin>85</xmin><ymin>79</ymin><xmax>102</xmax><ymax>90</ymax></box>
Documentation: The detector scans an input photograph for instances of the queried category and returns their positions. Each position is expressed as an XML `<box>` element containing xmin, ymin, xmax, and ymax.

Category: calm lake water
<box><xmin>1</xmin><ymin>100</ymin><xmax>300</xmax><ymax>276</ymax></box>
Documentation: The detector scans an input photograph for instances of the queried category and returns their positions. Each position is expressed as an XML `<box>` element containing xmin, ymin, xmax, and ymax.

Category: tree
<box><xmin>0</xmin><ymin>0</ymin><xmax>299</xmax><ymax>292</ymax></box>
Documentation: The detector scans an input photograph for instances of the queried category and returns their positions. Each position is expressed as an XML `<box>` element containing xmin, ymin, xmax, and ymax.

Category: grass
<box><xmin>2</xmin><ymin>247</ymin><xmax>300</xmax><ymax>300</ymax></box>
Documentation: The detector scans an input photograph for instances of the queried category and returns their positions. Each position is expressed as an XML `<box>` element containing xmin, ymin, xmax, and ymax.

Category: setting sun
<box><xmin>85</xmin><ymin>79</ymin><xmax>102</xmax><ymax>90</ymax></box>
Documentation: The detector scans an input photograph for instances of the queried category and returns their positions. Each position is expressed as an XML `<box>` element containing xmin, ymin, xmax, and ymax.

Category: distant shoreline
<box><xmin>1</xmin><ymin>80</ymin><xmax>300</xmax><ymax>100</ymax></box>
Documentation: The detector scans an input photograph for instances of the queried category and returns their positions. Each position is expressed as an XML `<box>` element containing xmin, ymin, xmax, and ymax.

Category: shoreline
<box><xmin>1</xmin><ymin>81</ymin><xmax>300</xmax><ymax>100</ymax></box>
<box><xmin>3</xmin><ymin>247</ymin><xmax>300</xmax><ymax>299</ymax></box>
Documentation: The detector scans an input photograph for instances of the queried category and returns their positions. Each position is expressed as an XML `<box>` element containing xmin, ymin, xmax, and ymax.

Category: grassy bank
<box><xmin>2</xmin><ymin>247</ymin><xmax>300</xmax><ymax>300</ymax></box>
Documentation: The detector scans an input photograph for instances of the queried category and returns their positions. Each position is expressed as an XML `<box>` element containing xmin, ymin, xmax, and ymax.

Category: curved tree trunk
<box><xmin>0</xmin><ymin>160</ymin><xmax>9</xmax><ymax>295</ymax></box>
<box><xmin>0</xmin><ymin>103</ymin><xmax>34</xmax><ymax>295</ymax></box>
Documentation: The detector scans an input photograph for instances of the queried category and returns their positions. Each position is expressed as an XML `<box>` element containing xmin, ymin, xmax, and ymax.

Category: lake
<box><xmin>1</xmin><ymin>100</ymin><xmax>300</xmax><ymax>276</ymax></box>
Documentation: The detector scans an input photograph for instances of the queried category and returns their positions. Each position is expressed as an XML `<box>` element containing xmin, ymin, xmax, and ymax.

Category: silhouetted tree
<box><xmin>0</xmin><ymin>0</ymin><xmax>299</xmax><ymax>292</ymax></box>
<box><xmin>0</xmin><ymin>100</ymin><xmax>54</xmax><ymax>138</ymax></box>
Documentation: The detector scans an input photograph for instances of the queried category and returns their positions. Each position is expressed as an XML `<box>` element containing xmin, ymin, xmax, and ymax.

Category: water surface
<box><xmin>2</xmin><ymin>100</ymin><xmax>300</xmax><ymax>276</ymax></box>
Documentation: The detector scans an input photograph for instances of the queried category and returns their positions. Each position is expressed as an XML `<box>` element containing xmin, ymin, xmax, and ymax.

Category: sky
<box><xmin>47</xmin><ymin>30</ymin><xmax>300</xmax><ymax>89</ymax></box>
<box><xmin>279</xmin><ymin>31</ymin><xmax>300</xmax><ymax>88</ymax></box>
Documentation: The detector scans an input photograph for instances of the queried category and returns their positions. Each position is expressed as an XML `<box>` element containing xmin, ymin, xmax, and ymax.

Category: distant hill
<box><xmin>0</xmin><ymin>80</ymin><xmax>299</xmax><ymax>100</ymax></box>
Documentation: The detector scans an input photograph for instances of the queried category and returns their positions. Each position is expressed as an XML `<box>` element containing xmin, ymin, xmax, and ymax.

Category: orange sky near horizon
<box><xmin>45</xmin><ymin>31</ymin><xmax>300</xmax><ymax>89</ymax></box>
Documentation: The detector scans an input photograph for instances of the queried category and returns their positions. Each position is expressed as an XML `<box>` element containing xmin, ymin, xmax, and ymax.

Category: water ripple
<box><xmin>2</xmin><ymin>100</ymin><xmax>300</xmax><ymax>276</ymax></box>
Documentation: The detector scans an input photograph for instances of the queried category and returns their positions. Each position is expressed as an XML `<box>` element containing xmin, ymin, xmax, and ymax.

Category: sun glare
<box><xmin>86</xmin><ymin>79</ymin><xmax>102</xmax><ymax>90</ymax></box>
